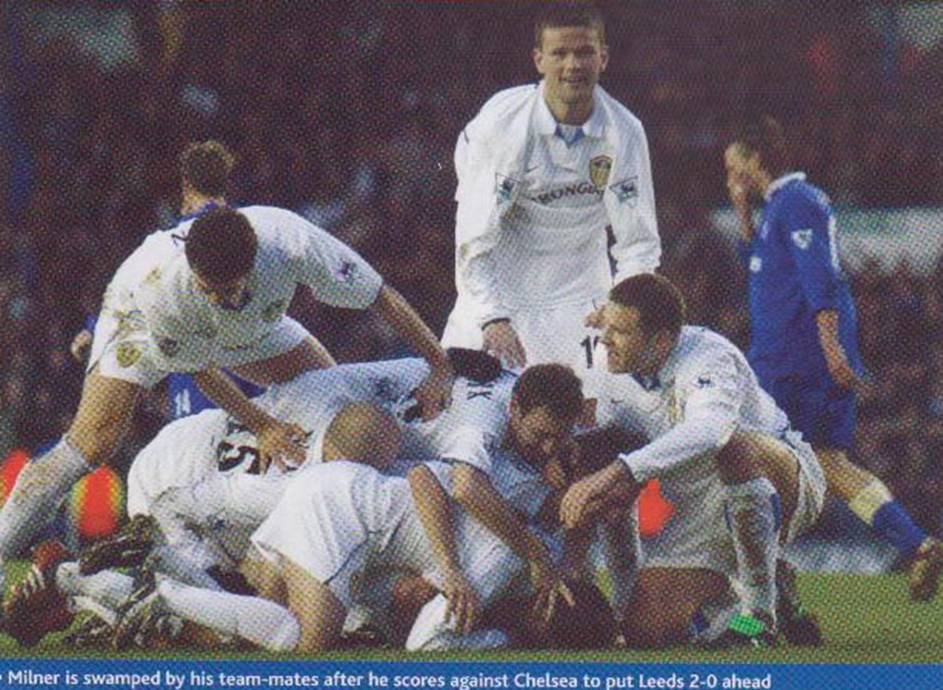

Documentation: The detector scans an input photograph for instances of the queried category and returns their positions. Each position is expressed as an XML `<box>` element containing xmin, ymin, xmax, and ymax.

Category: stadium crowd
<box><xmin>1</xmin><ymin>0</ymin><xmax>941</xmax><ymax>536</ymax></box>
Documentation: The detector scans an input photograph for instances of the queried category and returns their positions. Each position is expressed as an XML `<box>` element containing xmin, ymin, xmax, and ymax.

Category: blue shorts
<box><xmin>760</xmin><ymin>373</ymin><xmax>857</xmax><ymax>451</ymax></box>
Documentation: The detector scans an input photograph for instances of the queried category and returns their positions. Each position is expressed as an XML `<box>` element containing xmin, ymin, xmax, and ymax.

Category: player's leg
<box><xmin>620</xmin><ymin>567</ymin><xmax>732</xmax><ymax>648</ymax></box>
<box><xmin>281</xmin><ymin>556</ymin><xmax>348</xmax><ymax>652</ymax></box>
<box><xmin>771</xmin><ymin>375</ymin><xmax>939</xmax><ymax>599</ymax></box>
<box><xmin>714</xmin><ymin>431</ymin><xmax>790</xmax><ymax>629</ymax></box>
<box><xmin>229</xmin><ymin>319</ymin><xmax>333</xmax><ymax>386</ymax></box>
<box><xmin>115</xmin><ymin>564</ymin><xmax>301</xmax><ymax>653</ymax></box>
<box><xmin>0</xmin><ymin>370</ymin><xmax>140</xmax><ymax>576</ymax></box>
<box><xmin>816</xmin><ymin>446</ymin><xmax>941</xmax><ymax>600</ymax></box>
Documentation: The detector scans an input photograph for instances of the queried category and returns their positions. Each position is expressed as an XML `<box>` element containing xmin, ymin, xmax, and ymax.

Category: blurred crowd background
<box><xmin>1</xmin><ymin>1</ymin><xmax>941</xmax><ymax>541</ymax></box>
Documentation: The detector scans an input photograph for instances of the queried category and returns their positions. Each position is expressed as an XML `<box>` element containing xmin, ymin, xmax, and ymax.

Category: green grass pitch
<box><xmin>1</xmin><ymin>569</ymin><xmax>940</xmax><ymax>664</ymax></box>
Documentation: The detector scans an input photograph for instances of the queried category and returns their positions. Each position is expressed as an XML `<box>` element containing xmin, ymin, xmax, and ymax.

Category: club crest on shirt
<box><xmin>589</xmin><ymin>155</ymin><xmax>613</xmax><ymax>191</ymax></box>
<box><xmin>115</xmin><ymin>342</ymin><xmax>142</xmax><ymax>368</ymax></box>
<box><xmin>791</xmin><ymin>228</ymin><xmax>813</xmax><ymax>250</ymax></box>
<box><xmin>609</xmin><ymin>176</ymin><xmax>639</xmax><ymax>206</ymax></box>
<box><xmin>262</xmin><ymin>299</ymin><xmax>287</xmax><ymax>323</ymax></box>
<box><xmin>156</xmin><ymin>336</ymin><xmax>180</xmax><ymax>358</ymax></box>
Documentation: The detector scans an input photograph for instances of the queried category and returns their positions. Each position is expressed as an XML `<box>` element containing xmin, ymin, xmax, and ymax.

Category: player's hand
<box><xmin>256</xmin><ymin>419</ymin><xmax>308</xmax><ymax>472</ymax></box>
<box><xmin>529</xmin><ymin>554</ymin><xmax>575</xmax><ymax>626</ymax></box>
<box><xmin>559</xmin><ymin>462</ymin><xmax>632</xmax><ymax>529</ymax></box>
<box><xmin>413</xmin><ymin>364</ymin><xmax>454</xmax><ymax>421</ymax></box>
<box><xmin>825</xmin><ymin>353</ymin><xmax>872</xmax><ymax>396</ymax></box>
<box><xmin>441</xmin><ymin>567</ymin><xmax>481</xmax><ymax>635</ymax></box>
<box><xmin>482</xmin><ymin>321</ymin><xmax>526</xmax><ymax>370</ymax></box>
<box><xmin>70</xmin><ymin>329</ymin><xmax>94</xmax><ymax>363</ymax></box>
<box><xmin>584</xmin><ymin>305</ymin><xmax>606</xmax><ymax>330</ymax></box>
<box><xmin>726</xmin><ymin>171</ymin><xmax>754</xmax><ymax>241</ymax></box>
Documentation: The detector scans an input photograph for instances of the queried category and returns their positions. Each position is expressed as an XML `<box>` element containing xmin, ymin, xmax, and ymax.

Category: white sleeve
<box><xmin>284</xmin><ymin>213</ymin><xmax>383</xmax><ymax>309</ymax></box>
<box><xmin>608</xmin><ymin>122</ymin><xmax>661</xmax><ymax>282</ymax></box>
<box><xmin>620</xmin><ymin>350</ymin><xmax>742</xmax><ymax>483</ymax></box>
<box><xmin>437</xmin><ymin>426</ymin><xmax>496</xmax><ymax>475</ymax></box>
<box><xmin>464</xmin><ymin>252</ymin><xmax>509</xmax><ymax>326</ymax></box>
<box><xmin>454</xmin><ymin>128</ymin><xmax>511</xmax><ymax>326</ymax></box>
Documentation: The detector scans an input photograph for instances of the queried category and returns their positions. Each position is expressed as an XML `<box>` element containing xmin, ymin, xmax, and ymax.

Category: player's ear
<box><xmin>599</xmin><ymin>43</ymin><xmax>609</xmax><ymax>72</ymax></box>
<box><xmin>533</xmin><ymin>46</ymin><xmax>546</xmax><ymax>75</ymax></box>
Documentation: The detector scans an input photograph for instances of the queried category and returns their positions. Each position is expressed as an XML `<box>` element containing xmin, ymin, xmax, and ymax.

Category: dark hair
<box><xmin>609</xmin><ymin>274</ymin><xmax>686</xmax><ymax>337</ymax></box>
<box><xmin>179</xmin><ymin>140</ymin><xmax>235</xmax><ymax>197</ymax></box>
<box><xmin>574</xmin><ymin>427</ymin><xmax>648</xmax><ymax>475</ymax></box>
<box><xmin>534</xmin><ymin>1</ymin><xmax>606</xmax><ymax>48</ymax></box>
<box><xmin>545</xmin><ymin>580</ymin><xmax>616</xmax><ymax>649</ymax></box>
<box><xmin>185</xmin><ymin>208</ymin><xmax>258</xmax><ymax>284</ymax></box>
<box><xmin>512</xmin><ymin>364</ymin><xmax>584</xmax><ymax>423</ymax></box>
<box><xmin>732</xmin><ymin>116</ymin><xmax>791</xmax><ymax>178</ymax></box>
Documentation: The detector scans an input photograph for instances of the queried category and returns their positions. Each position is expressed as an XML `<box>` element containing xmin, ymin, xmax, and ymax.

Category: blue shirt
<box><xmin>741</xmin><ymin>172</ymin><xmax>862</xmax><ymax>382</ymax></box>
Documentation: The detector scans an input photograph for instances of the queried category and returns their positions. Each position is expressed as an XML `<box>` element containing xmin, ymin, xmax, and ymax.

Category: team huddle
<box><xmin>1</xmin><ymin>1</ymin><xmax>940</xmax><ymax>655</ymax></box>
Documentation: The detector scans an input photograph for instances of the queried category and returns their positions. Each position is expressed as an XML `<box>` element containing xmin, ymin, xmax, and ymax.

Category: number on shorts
<box><xmin>581</xmin><ymin>335</ymin><xmax>601</xmax><ymax>368</ymax></box>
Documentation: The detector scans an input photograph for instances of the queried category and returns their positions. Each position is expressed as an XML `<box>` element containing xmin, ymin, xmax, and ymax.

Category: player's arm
<box><xmin>368</xmin><ymin>285</ymin><xmax>454</xmax><ymax>420</ymax></box>
<box><xmin>454</xmin><ymin>128</ymin><xmax>526</xmax><ymax>368</ymax></box>
<box><xmin>561</xmin><ymin>353</ymin><xmax>743</xmax><ymax>529</ymax></box>
<box><xmin>449</xmin><ymin>462</ymin><xmax>564</xmax><ymax>614</ymax></box>
<box><xmin>785</xmin><ymin>198</ymin><xmax>864</xmax><ymax>391</ymax></box>
<box><xmin>286</xmin><ymin>213</ymin><xmax>453</xmax><ymax>419</ymax></box>
<box><xmin>193</xmin><ymin>368</ymin><xmax>305</xmax><ymax>471</ymax></box>
<box><xmin>815</xmin><ymin>310</ymin><xmax>864</xmax><ymax>392</ymax></box>
<box><xmin>407</xmin><ymin>463</ymin><xmax>481</xmax><ymax>634</ymax></box>
<box><xmin>609</xmin><ymin>124</ymin><xmax>661</xmax><ymax>282</ymax></box>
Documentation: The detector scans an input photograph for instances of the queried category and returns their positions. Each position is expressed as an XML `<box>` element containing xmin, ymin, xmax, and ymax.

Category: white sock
<box><xmin>601</xmin><ymin>514</ymin><xmax>642</xmax><ymax>623</ymax></box>
<box><xmin>688</xmin><ymin>587</ymin><xmax>739</xmax><ymax>645</ymax></box>
<box><xmin>148</xmin><ymin>544</ymin><xmax>223</xmax><ymax>591</ymax></box>
<box><xmin>0</xmin><ymin>438</ymin><xmax>92</xmax><ymax>563</ymax></box>
<box><xmin>56</xmin><ymin>561</ymin><xmax>133</xmax><ymax>609</ymax></box>
<box><xmin>725</xmin><ymin>477</ymin><xmax>779</xmax><ymax>626</ymax></box>
<box><xmin>158</xmin><ymin>579</ymin><xmax>299</xmax><ymax>652</ymax></box>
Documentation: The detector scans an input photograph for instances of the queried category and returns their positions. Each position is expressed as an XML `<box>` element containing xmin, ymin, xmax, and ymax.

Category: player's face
<box><xmin>192</xmin><ymin>271</ymin><xmax>250</xmax><ymax>309</ymax></box>
<box><xmin>534</xmin><ymin>27</ymin><xmax>608</xmax><ymax>108</ymax></box>
<box><xmin>509</xmin><ymin>402</ymin><xmax>574</xmax><ymax>468</ymax></box>
<box><xmin>600</xmin><ymin>302</ymin><xmax>657</xmax><ymax>375</ymax></box>
<box><xmin>724</xmin><ymin>144</ymin><xmax>763</xmax><ymax>197</ymax></box>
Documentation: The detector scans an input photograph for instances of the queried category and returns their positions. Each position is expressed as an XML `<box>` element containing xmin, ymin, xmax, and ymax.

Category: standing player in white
<box><xmin>560</xmin><ymin>275</ymin><xmax>827</xmax><ymax>642</ymax></box>
<box><xmin>441</xmin><ymin>1</ymin><xmax>660</xmax><ymax>372</ymax></box>
<box><xmin>0</xmin><ymin>205</ymin><xmax>454</xmax><ymax>585</ymax></box>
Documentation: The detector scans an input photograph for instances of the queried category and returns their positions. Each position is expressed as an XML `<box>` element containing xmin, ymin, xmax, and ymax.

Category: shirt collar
<box><xmin>534</xmin><ymin>80</ymin><xmax>605</xmax><ymax>139</ymax></box>
<box><xmin>764</xmin><ymin>172</ymin><xmax>806</xmax><ymax>201</ymax></box>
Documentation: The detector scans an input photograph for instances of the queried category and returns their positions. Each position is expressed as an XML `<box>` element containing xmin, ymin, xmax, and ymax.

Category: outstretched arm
<box><xmin>370</xmin><ymin>285</ymin><xmax>454</xmax><ymax>420</ymax></box>
<box><xmin>408</xmin><ymin>464</ymin><xmax>481</xmax><ymax>634</ymax></box>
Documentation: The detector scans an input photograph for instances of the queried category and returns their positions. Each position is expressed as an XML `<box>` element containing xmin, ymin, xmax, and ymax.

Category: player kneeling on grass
<box><xmin>561</xmin><ymin>274</ymin><xmax>828</xmax><ymax>645</ymax></box>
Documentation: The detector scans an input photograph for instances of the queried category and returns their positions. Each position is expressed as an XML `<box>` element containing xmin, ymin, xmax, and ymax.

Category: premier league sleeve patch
<box><xmin>609</xmin><ymin>176</ymin><xmax>639</xmax><ymax>206</ymax></box>
<box><xmin>791</xmin><ymin>228</ymin><xmax>814</xmax><ymax>250</ymax></box>
<box><xmin>156</xmin><ymin>336</ymin><xmax>180</xmax><ymax>358</ymax></box>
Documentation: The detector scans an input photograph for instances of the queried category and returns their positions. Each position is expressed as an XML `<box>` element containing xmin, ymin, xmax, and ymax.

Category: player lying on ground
<box><xmin>0</xmin><ymin>200</ymin><xmax>454</xmax><ymax>588</ymax></box>
<box><xmin>561</xmin><ymin>274</ymin><xmax>828</xmax><ymax>644</ymax></box>
<box><xmin>2</xmin><ymin>355</ymin><xmax>586</xmax><ymax>648</ymax></box>
<box><xmin>109</xmin><ymin>421</ymin><xmax>617</xmax><ymax>653</ymax></box>
<box><xmin>0</xmin><ymin>399</ymin><xmax>402</xmax><ymax>649</ymax></box>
